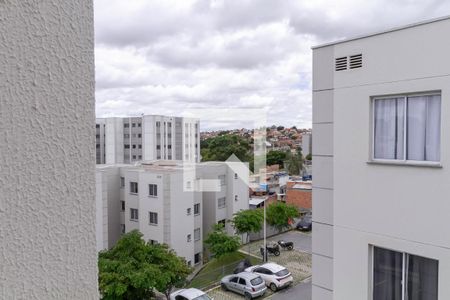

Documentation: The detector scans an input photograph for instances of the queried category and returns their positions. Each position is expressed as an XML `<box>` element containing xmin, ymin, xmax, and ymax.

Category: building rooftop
<box><xmin>312</xmin><ymin>15</ymin><xmax>450</xmax><ymax>49</ymax></box>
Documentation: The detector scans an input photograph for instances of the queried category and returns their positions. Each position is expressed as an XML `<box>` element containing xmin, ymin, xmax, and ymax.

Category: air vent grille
<box><xmin>335</xmin><ymin>56</ymin><xmax>347</xmax><ymax>71</ymax></box>
<box><xmin>349</xmin><ymin>54</ymin><xmax>362</xmax><ymax>69</ymax></box>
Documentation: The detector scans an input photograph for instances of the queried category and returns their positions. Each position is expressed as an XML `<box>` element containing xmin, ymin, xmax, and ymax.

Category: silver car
<box><xmin>221</xmin><ymin>271</ymin><xmax>267</xmax><ymax>299</ymax></box>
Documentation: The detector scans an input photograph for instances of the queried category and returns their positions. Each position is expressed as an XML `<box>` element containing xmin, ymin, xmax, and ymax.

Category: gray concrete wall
<box><xmin>0</xmin><ymin>1</ymin><xmax>97</xmax><ymax>298</ymax></box>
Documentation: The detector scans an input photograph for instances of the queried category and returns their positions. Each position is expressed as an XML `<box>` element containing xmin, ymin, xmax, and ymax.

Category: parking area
<box><xmin>207</xmin><ymin>230</ymin><xmax>311</xmax><ymax>299</ymax></box>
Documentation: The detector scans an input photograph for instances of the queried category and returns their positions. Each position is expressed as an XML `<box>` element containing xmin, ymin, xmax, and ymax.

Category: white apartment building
<box><xmin>96</xmin><ymin>160</ymin><xmax>249</xmax><ymax>267</ymax></box>
<box><xmin>312</xmin><ymin>17</ymin><xmax>450</xmax><ymax>300</ymax></box>
<box><xmin>96</xmin><ymin>115</ymin><xmax>200</xmax><ymax>164</ymax></box>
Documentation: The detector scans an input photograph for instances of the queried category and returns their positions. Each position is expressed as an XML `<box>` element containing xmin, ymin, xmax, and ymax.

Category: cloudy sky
<box><xmin>94</xmin><ymin>0</ymin><xmax>450</xmax><ymax>130</ymax></box>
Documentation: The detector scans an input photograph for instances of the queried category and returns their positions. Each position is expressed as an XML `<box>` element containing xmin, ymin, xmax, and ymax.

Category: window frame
<box><xmin>370</xmin><ymin>91</ymin><xmax>442</xmax><ymax>167</ymax></box>
<box><xmin>218</xmin><ymin>197</ymin><xmax>226</xmax><ymax>209</ymax></box>
<box><xmin>370</xmin><ymin>245</ymin><xmax>439</xmax><ymax>300</ymax></box>
<box><xmin>148</xmin><ymin>184</ymin><xmax>158</xmax><ymax>197</ymax></box>
<box><xmin>130</xmin><ymin>208</ymin><xmax>139</xmax><ymax>221</ymax></box>
<box><xmin>194</xmin><ymin>203</ymin><xmax>200</xmax><ymax>215</ymax></box>
<box><xmin>194</xmin><ymin>228</ymin><xmax>201</xmax><ymax>241</ymax></box>
<box><xmin>149</xmin><ymin>211</ymin><xmax>158</xmax><ymax>225</ymax></box>
<box><xmin>130</xmin><ymin>182</ymin><xmax>138</xmax><ymax>194</ymax></box>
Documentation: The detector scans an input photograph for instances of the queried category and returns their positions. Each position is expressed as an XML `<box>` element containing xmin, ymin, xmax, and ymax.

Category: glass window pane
<box><xmin>406</xmin><ymin>254</ymin><xmax>438</xmax><ymax>300</ymax></box>
<box><xmin>373</xmin><ymin>247</ymin><xmax>403</xmax><ymax>300</ymax></box>
<box><xmin>374</xmin><ymin>98</ymin><xmax>405</xmax><ymax>159</ymax></box>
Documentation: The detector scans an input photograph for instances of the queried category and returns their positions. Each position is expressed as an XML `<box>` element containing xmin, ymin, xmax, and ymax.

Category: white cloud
<box><xmin>94</xmin><ymin>0</ymin><xmax>450</xmax><ymax>130</ymax></box>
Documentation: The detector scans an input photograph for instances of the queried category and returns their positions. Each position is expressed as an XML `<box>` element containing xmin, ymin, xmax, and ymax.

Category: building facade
<box><xmin>96</xmin><ymin>160</ymin><xmax>249</xmax><ymax>267</ymax></box>
<box><xmin>96</xmin><ymin>115</ymin><xmax>200</xmax><ymax>164</ymax></box>
<box><xmin>312</xmin><ymin>17</ymin><xmax>450</xmax><ymax>300</ymax></box>
<box><xmin>1</xmin><ymin>1</ymin><xmax>98</xmax><ymax>298</ymax></box>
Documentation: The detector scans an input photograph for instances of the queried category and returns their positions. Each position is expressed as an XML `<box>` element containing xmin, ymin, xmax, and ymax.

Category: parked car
<box><xmin>233</xmin><ymin>258</ymin><xmax>252</xmax><ymax>274</ymax></box>
<box><xmin>221</xmin><ymin>271</ymin><xmax>267</xmax><ymax>299</ymax></box>
<box><xmin>170</xmin><ymin>288</ymin><xmax>213</xmax><ymax>300</ymax></box>
<box><xmin>245</xmin><ymin>262</ymin><xmax>293</xmax><ymax>292</ymax></box>
<box><xmin>296</xmin><ymin>214</ymin><xmax>312</xmax><ymax>231</ymax></box>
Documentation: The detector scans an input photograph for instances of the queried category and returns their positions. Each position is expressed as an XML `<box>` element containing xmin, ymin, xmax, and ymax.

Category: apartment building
<box><xmin>96</xmin><ymin>115</ymin><xmax>200</xmax><ymax>164</ymax></box>
<box><xmin>96</xmin><ymin>160</ymin><xmax>249</xmax><ymax>266</ymax></box>
<box><xmin>312</xmin><ymin>17</ymin><xmax>450</xmax><ymax>300</ymax></box>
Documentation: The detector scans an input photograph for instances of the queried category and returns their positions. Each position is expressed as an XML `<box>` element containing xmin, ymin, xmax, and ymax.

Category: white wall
<box><xmin>0</xmin><ymin>1</ymin><xmax>97</xmax><ymax>298</ymax></box>
<box><xmin>313</xmin><ymin>17</ymin><xmax>450</xmax><ymax>300</ymax></box>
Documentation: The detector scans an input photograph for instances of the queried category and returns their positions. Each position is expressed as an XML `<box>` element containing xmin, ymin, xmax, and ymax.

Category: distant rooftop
<box><xmin>312</xmin><ymin>15</ymin><xmax>450</xmax><ymax>49</ymax></box>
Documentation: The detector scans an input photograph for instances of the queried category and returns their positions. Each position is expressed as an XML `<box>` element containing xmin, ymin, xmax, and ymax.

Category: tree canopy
<box><xmin>98</xmin><ymin>230</ymin><xmax>191</xmax><ymax>300</ymax></box>
<box><xmin>285</xmin><ymin>147</ymin><xmax>303</xmax><ymax>175</ymax></box>
<box><xmin>266</xmin><ymin>150</ymin><xmax>288</xmax><ymax>167</ymax></box>
<box><xmin>266</xmin><ymin>202</ymin><xmax>299</xmax><ymax>232</ymax></box>
<box><xmin>231</xmin><ymin>209</ymin><xmax>264</xmax><ymax>237</ymax></box>
<box><xmin>204</xmin><ymin>223</ymin><xmax>241</xmax><ymax>258</ymax></box>
<box><xmin>201</xmin><ymin>134</ymin><xmax>252</xmax><ymax>163</ymax></box>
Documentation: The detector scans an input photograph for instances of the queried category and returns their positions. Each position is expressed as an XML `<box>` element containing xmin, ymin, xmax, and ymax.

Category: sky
<box><xmin>94</xmin><ymin>0</ymin><xmax>450</xmax><ymax>130</ymax></box>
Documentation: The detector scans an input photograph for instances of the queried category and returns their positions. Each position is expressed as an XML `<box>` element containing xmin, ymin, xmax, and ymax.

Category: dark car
<box><xmin>234</xmin><ymin>258</ymin><xmax>252</xmax><ymax>274</ymax></box>
<box><xmin>296</xmin><ymin>215</ymin><xmax>312</xmax><ymax>231</ymax></box>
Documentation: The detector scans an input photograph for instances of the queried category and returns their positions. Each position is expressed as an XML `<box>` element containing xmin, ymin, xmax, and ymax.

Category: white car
<box><xmin>245</xmin><ymin>262</ymin><xmax>293</xmax><ymax>292</ymax></box>
<box><xmin>169</xmin><ymin>288</ymin><xmax>213</xmax><ymax>300</ymax></box>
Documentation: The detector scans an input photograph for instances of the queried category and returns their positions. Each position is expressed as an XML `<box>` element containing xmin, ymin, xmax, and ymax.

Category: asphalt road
<box><xmin>271</xmin><ymin>278</ymin><xmax>311</xmax><ymax>300</ymax></box>
<box><xmin>274</xmin><ymin>230</ymin><xmax>311</xmax><ymax>254</ymax></box>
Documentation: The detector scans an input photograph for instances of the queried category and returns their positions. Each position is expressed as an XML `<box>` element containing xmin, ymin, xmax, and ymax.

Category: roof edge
<box><xmin>312</xmin><ymin>15</ymin><xmax>450</xmax><ymax>50</ymax></box>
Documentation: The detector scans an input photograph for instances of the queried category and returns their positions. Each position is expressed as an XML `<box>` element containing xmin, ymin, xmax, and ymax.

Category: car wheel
<box><xmin>287</xmin><ymin>245</ymin><xmax>294</xmax><ymax>250</ymax></box>
<box><xmin>244</xmin><ymin>292</ymin><xmax>252</xmax><ymax>300</ymax></box>
<box><xmin>274</xmin><ymin>250</ymin><xmax>280</xmax><ymax>256</ymax></box>
<box><xmin>221</xmin><ymin>283</ymin><xmax>228</xmax><ymax>291</ymax></box>
<box><xmin>270</xmin><ymin>283</ymin><xmax>278</xmax><ymax>292</ymax></box>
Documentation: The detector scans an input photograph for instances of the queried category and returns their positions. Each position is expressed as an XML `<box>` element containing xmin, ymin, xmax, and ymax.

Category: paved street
<box><xmin>270</xmin><ymin>278</ymin><xmax>311</xmax><ymax>300</ymax></box>
<box><xmin>273</xmin><ymin>230</ymin><xmax>311</xmax><ymax>254</ymax></box>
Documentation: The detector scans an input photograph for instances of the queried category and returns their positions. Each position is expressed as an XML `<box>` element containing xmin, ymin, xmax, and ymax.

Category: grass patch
<box><xmin>188</xmin><ymin>252</ymin><xmax>261</xmax><ymax>289</ymax></box>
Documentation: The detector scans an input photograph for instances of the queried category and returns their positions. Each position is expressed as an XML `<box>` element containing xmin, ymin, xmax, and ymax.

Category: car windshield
<box><xmin>275</xmin><ymin>269</ymin><xmax>289</xmax><ymax>277</ymax></box>
<box><xmin>193</xmin><ymin>295</ymin><xmax>212</xmax><ymax>300</ymax></box>
<box><xmin>250</xmin><ymin>277</ymin><xmax>264</xmax><ymax>286</ymax></box>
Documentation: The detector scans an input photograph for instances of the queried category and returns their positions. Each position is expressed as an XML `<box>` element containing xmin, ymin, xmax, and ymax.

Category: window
<box><xmin>230</xmin><ymin>277</ymin><xmax>238</xmax><ymax>283</ymax></box>
<box><xmin>95</xmin><ymin>134</ymin><xmax>100</xmax><ymax>138</ymax></box>
<box><xmin>149</xmin><ymin>212</ymin><xmax>158</xmax><ymax>225</ymax></box>
<box><xmin>234</xmin><ymin>173</ymin><xmax>238</xmax><ymax>179</ymax></box>
<box><xmin>156</xmin><ymin>145</ymin><xmax>161</xmax><ymax>150</ymax></box>
<box><xmin>124</xmin><ymin>123</ymin><xmax>129</xmax><ymax>128</ymax></box>
<box><xmin>132</xmin><ymin>134</ymin><xmax>136</xmax><ymax>138</ymax></box>
<box><xmin>121</xmin><ymin>201</ymin><xmax>125</xmax><ymax>211</ymax></box>
<box><xmin>187</xmin><ymin>234</ymin><xmax>192</xmax><ymax>242</ymax></box>
<box><xmin>218</xmin><ymin>219</ymin><xmax>226</xmax><ymax>227</ymax></box>
<box><xmin>238</xmin><ymin>278</ymin><xmax>246</xmax><ymax>285</ymax></box>
<box><xmin>130</xmin><ymin>208</ymin><xmax>138</xmax><ymax>221</ymax></box>
<box><xmin>138</xmin><ymin>155</ymin><xmax>142</xmax><ymax>159</ymax></box>
<box><xmin>194</xmin><ymin>228</ymin><xmax>200</xmax><ymax>241</ymax></box>
<box><xmin>138</xmin><ymin>123</ymin><xmax>141</xmax><ymax>127</ymax></box>
<box><xmin>149</xmin><ymin>239</ymin><xmax>158</xmax><ymax>245</ymax></box>
<box><xmin>167</xmin><ymin>145</ymin><xmax>172</xmax><ymax>149</ymax></box>
<box><xmin>132</xmin><ymin>123</ymin><xmax>136</xmax><ymax>127</ymax></box>
<box><xmin>132</xmin><ymin>144</ymin><xmax>136</xmax><ymax>149</ymax></box>
<box><xmin>373</xmin><ymin>94</ymin><xmax>441</xmax><ymax>162</ymax></box>
<box><xmin>120</xmin><ymin>177</ymin><xmax>125</xmax><ymax>188</ymax></box>
<box><xmin>120</xmin><ymin>224</ymin><xmax>125</xmax><ymax>234</ymax></box>
<box><xmin>235</xmin><ymin>195</ymin><xmax>239</xmax><ymax>201</ymax></box>
<box><xmin>138</xmin><ymin>134</ymin><xmax>142</xmax><ymax>138</ymax></box>
<box><xmin>130</xmin><ymin>182</ymin><xmax>138</xmax><ymax>194</ymax></box>
<box><xmin>96</xmin><ymin>124</ymin><xmax>100</xmax><ymax>128</ymax></box>
<box><xmin>186</xmin><ymin>181</ymin><xmax>191</xmax><ymax>190</ymax></box>
<box><xmin>187</xmin><ymin>261</ymin><xmax>191</xmax><ymax>267</ymax></box>
<box><xmin>194</xmin><ymin>203</ymin><xmax>200</xmax><ymax>215</ymax></box>
<box><xmin>124</xmin><ymin>134</ymin><xmax>129</xmax><ymax>138</ymax></box>
<box><xmin>372</xmin><ymin>246</ymin><xmax>438</xmax><ymax>300</ymax></box>
<box><xmin>148</xmin><ymin>184</ymin><xmax>157</xmax><ymax>197</ymax></box>
<box><xmin>132</xmin><ymin>155</ymin><xmax>136</xmax><ymax>159</ymax></box>
<box><xmin>156</xmin><ymin>121</ymin><xmax>160</xmax><ymax>127</ymax></box>
<box><xmin>218</xmin><ymin>197</ymin><xmax>226</xmax><ymax>209</ymax></box>
<box><xmin>187</xmin><ymin>208</ymin><xmax>191</xmax><ymax>215</ymax></box>
<box><xmin>218</xmin><ymin>175</ymin><xmax>226</xmax><ymax>186</ymax></box>
<box><xmin>138</xmin><ymin>144</ymin><xmax>142</xmax><ymax>149</ymax></box>
<box><xmin>124</xmin><ymin>144</ymin><xmax>130</xmax><ymax>149</ymax></box>
<box><xmin>194</xmin><ymin>253</ymin><xmax>201</xmax><ymax>264</ymax></box>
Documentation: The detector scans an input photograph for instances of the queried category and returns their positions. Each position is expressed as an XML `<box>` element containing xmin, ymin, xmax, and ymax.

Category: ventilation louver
<box><xmin>349</xmin><ymin>54</ymin><xmax>362</xmax><ymax>69</ymax></box>
<box><xmin>335</xmin><ymin>56</ymin><xmax>347</xmax><ymax>71</ymax></box>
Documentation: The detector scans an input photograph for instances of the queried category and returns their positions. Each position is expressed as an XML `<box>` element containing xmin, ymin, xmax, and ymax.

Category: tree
<box><xmin>231</xmin><ymin>209</ymin><xmax>264</xmax><ymax>254</ymax></box>
<box><xmin>285</xmin><ymin>147</ymin><xmax>303</xmax><ymax>175</ymax></box>
<box><xmin>266</xmin><ymin>150</ymin><xmax>287</xmax><ymax>167</ymax></box>
<box><xmin>98</xmin><ymin>230</ymin><xmax>191</xmax><ymax>300</ymax></box>
<box><xmin>204</xmin><ymin>223</ymin><xmax>241</xmax><ymax>258</ymax></box>
<box><xmin>266</xmin><ymin>202</ymin><xmax>299</xmax><ymax>232</ymax></box>
<box><xmin>305</xmin><ymin>153</ymin><xmax>312</xmax><ymax>161</ymax></box>
<box><xmin>200</xmin><ymin>134</ymin><xmax>252</xmax><ymax>163</ymax></box>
